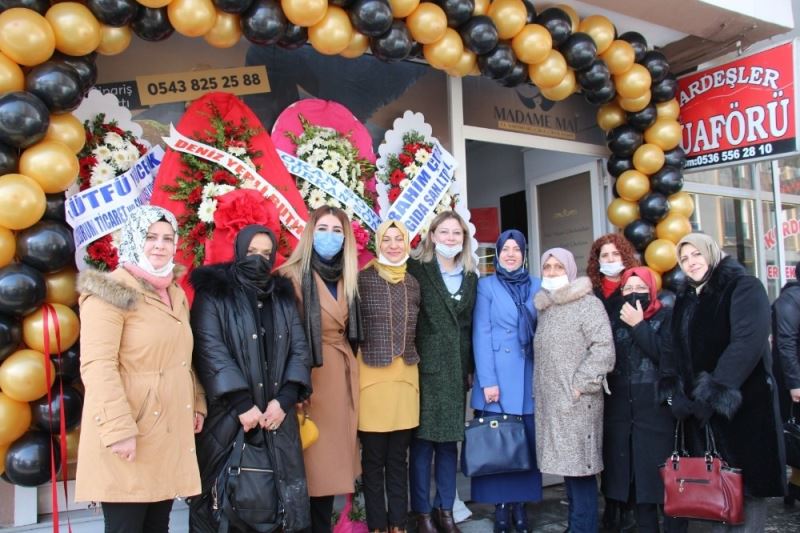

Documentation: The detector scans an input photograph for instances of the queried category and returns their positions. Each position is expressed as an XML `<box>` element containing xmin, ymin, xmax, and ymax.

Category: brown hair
<box><xmin>586</xmin><ymin>233</ymin><xmax>640</xmax><ymax>290</ymax></box>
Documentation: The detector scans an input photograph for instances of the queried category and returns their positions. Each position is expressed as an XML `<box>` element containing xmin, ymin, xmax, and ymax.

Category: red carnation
<box><xmin>390</xmin><ymin>169</ymin><xmax>405</xmax><ymax>186</ymax></box>
<box><xmin>388</xmin><ymin>187</ymin><xmax>402</xmax><ymax>203</ymax></box>
<box><xmin>212</xmin><ymin>169</ymin><xmax>236</xmax><ymax>185</ymax></box>
<box><xmin>410</xmin><ymin>235</ymin><xmax>421</xmax><ymax>249</ymax></box>
<box><xmin>187</xmin><ymin>186</ymin><xmax>203</xmax><ymax>205</ymax></box>
<box><xmin>398</xmin><ymin>153</ymin><xmax>413</xmax><ymax>166</ymax></box>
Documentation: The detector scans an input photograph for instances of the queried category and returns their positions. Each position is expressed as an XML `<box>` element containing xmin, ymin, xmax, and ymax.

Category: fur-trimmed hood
<box><xmin>77</xmin><ymin>267</ymin><xmax>185</xmax><ymax>311</ymax></box>
<box><xmin>700</xmin><ymin>255</ymin><xmax>747</xmax><ymax>297</ymax></box>
<box><xmin>189</xmin><ymin>261</ymin><xmax>295</xmax><ymax>301</ymax></box>
<box><xmin>534</xmin><ymin>276</ymin><xmax>592</xmax><ymax>311</ymax></box>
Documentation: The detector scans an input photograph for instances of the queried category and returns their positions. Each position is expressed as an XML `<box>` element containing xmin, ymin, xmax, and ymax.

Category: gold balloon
<box><xmin>633</xmin><ymin>143</ymin><xmax>665</xmax><ymax>175</ymax></box>
<box><xmin>656</xmin><ymin>98</ymin><xmax>680</xmax><ymax>121</ymax></box>
<box><xmin>203</xmin><ymin>12</ymin><xmax>241</xmax><ymax>49</ymax></box>
<box><xmin>446</xmin><ymin>49</ymin><xmax>477</xmax><ymax>77</ymax></box>
<box><xmin>22</xmin><ymin>304</ymin><xmax>80</xmax><ymax>355</ymax></box>
<box><xmin>389</xmin><ymin>0</ymin><xmax>419</xmax><ymax>18</ymax></box>
<box><xmin>668</xmin><ymin>191</ymin><xmax>695</xmax><ymax>219</ymax></box>
<box><xmin>0</xmin><ymin>442</ymin><xmax>7</xmax><ymax>474</ymax></box>
<box><xmin>97</xmin><ymin>24</ymin><xmax>132</xmax><ymax>55</ymax></box>
<box><xmin>137</xmin><ymin>0</ymin><xmax>172</xmax><ymax>7</ymax></box>
<box><xmin>0</xmin><ymin>174</ymin><xmax>46</xmax><ymax>230</ymax></box>
<box><xmin>45</xmin><ymin>114</ymin><xmax>86</xmax><ymax>154</ymax></box>
<box><xmin>644</xmin><ymin>238</ymin><xmax>678</xmax><ymax>273</ymax></box>
<box><xmin>423</xmin><ymin>28</ymin><xmax>463</xmax><ymax>70</ymax></box>
<box><xmin>644</xmin><ymin>118</ymin><xmax>682</xmax><ymax>150</ymax></box>
<box><xmin>309</xmin><ymin>6</ymin><xmax>353</xmax><ymax>55</ymax></box>
<box><xmin>607</xmin><ymin>198</ymin><xmax>639</xmax><ymax>229</ymax></box>
<box><xmin>540</xmin><ymin>69</ymin><xmax>576</xmax><ymax>101</ymax></box>
<box><xmin>614</xmin><ymin>63</ymin><xmax>651</xmax><ymax>99</ymax></box>
<box><xmin>167</xmin><ymin>0</ymin><xmax>217</xmax><ymax>37</ymax></box>
<box><xmin>46</xmin><ymin>3</ymin><xmax>102</xmax><ymax>57</ymax></box>
<box><xmin>615</xmin><ymin>169</ymin><xmax>650</xmax><ymax>202</ymax></box>
<box><xmin>340</xmin><ymin>31</ymin><xmax>369</xmax><ymax>59</ymax></box>
<box><xmin>557</xmin><ymin>4</ymin><xmax>579</xmax><ymax>33</ymax></box>
<box><xmin>511</xmin><ymin>24</ymin><xmax>552</xmax><ymax>65</ymax></box>
<box><xmin>0</xmin><ymin>392</ymin><xmax>31</xmax><ymax>446</ymax></box>
<box><xmin>407</xmin><ymin>3</ymin><xmax>447</xmax><ymax>45</ymax></box>
<box><xmin>578</xmin><ymin>15</ymin><xmax>615</xmax><ymax>55</ymax></box>
<box><xmin>618</xmin><ymin>91</ymin><xmax>651</xmax><ymax>112</ymax></box>
<box><xmin>656</xmin><ymin>212</ymin><xmax>692</xmax><ymax>243</ymax></box>
<box><xmin>473</xmin><ymin>0</ymin><xmax>490</xmax><ymax>16</ymax></box>
<box><xmin>0</xmin><ymin>226</ymin><xmax>14</xmax><ymax>268</ymax></box>
<box><xmin>0</xmin><ymin>349</ymin><xmax>55</xmax><ymax>403</ymax></box>
<box><xmin>487</xmin><ymin>0</ymin><xmax>527</xmax><ymax>40</ymax></box>
<box><xmin>19</xmin><ymin>140</ymin><xmax>79</xmax><ymax>194</ymax></box>
<box><xmin>281</xmin><ymin>0</ymin><xmax>327</xmax><ymax>27</ymax></box>
<box><xmin>528</xmin><ymin>49</ymin><xmax>567</xmax><ymax>89</ymax></box>
<box><xmin>0</xmin><ymin>51</ymin><xmax>23</xmax><ymax>93</ymax></box>
<box><xmin>45</xmin><ymin>268</ymin><xmax>78</xmax><ymax>307</ymax></box>
<box><xmin>601</xmin><ymin>39</ymin><xmax>635</xmax><ymax>75</ymax></box>
<box><xmin>0</xmin><ymin>8</ymin><xmax>55</xmax><ymax>67</ymax></box>
<box><xmin>64</xmin><ymin>426</ymin><xmax>80</xmax><ymax>463</ymax></box>
<box><xmin>596</xmin><ymin>102</ymin><xmax>626</xmax><ymax>132</ymax></box>
<box><xmin>647</xmin><ymin>267</ymin><xmax>663</xmax><ymax>291</ymax></box>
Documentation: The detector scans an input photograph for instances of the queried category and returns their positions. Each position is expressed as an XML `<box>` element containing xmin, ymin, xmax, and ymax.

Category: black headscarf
<box><xmin>494</xmin><ymin>229</ymin><xmax>536</xmax><ymax>357</ymax></box>
<box><xmin>233</xmin><ymin>224</ymin><xmax>277</xmax><ymax>296</ymax></box>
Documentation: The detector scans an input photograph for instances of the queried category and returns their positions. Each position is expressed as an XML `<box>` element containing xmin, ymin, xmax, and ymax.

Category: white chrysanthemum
<box><xmin>197</xmin><ymin>198</ymin><xmax>218</xmax><ymax>223</ymax></box>
<box><xmin>228</xmin><ymin>146</ymin><xmax>246</xmax><ymax>157</ymax></box>
<box><xmin>404</xmin><ymin>163</ymin><xmax>420</xmax><ymax>177</ymax></box>
<box><xmin>90</xmin><ymin>162</ymin><xmax>115</xmax><ymax>187</ymax></box>
<box><xmin>399</xmin><ymin>179</ymin><xmax>411</xmax><ymax>189</ymax></box>
<box><xmin>215</xmin><ymin>184</ymin><xmax>235</xmax><ymax>197</ymax></box>
<box><xmin>415</xmin><ymin>149</ymin><xmax>432</xmax><ymax>164</ymax></box>
<box><xmin>329</xmin><ymin>151</ymin><xmax>343</xmax><ymax>163</ymax></box>
<box><xmin>311</xmin><ymin>148</ymin><xmax>326</xmax><ymax>161</ymax></box>
<box><xmin>317</xmin><ymin>127</ymin><xmax>336</xmax><ymax>139</ymax></box>
<box><xmin>110</xmin><ymin>230</ymin><xmax>122</xmax><ymax>250</ymax></box>
<box><xmin>93</xmin><ymin>145</ymin><xmax>113</xmax><ymax>161</ymax></box>
<box><xmin>344</xmin><ymin>206</ymin><xmax>354</xmax><ymax>218</ymax></box>
<box><xmin>308</xmin><ymin>189</ymin><xmax>326</xmax><ymax>209</ymax></box>
<box><xmin>440</xmin><ymin>194</ymin><xmax>452</xmax><ymax>207</ymax></box>
<box><xmin>202</xmin><ymin>183</ymin><xmax>219</xmax><ymax>199</ymax></box>
<box><xmin>125</xmin><ymin>144</ymin><xmax>141</xmax><ymax>162</ymax></box>
<box><xmin>322</xmin><ymin>159</ymin><xmax>339</xmax><ymax>175</ymax></box>
<box><xmin>112</xmin><ymin>150</ymin><xmax>132</xmax><ymax>171</ymax></box>
<box><xmin>326</xmin><ymin>197</ymin><xmax>341</xmax><ymax>208</ymax></box>
<box><xmin>356</xmin><ymin>181</ymin><xmax>365</xmax><ymax>194</ymax></box>
<box><xmin>300</xmin><ymin>182</ymin><xmax>311</xmax><ymax>197</ymax></box>
<box><xmin>297</xmin><ymin>143</ymin><xmax>312</xmax><ymax>157</ymax></box>
<box><xmin>104</xmin><ymin>132</ymin><xmax>125</xmax><ymax>148</ymax></box>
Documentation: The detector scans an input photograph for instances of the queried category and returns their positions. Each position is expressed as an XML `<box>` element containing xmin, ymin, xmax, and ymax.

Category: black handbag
<box><xmin>785</xmin><ymin>403</ymin><xmax>800</xmax><ymax>469</ymax></box>
<box><xmin>461</xmin><ymin>402</ymin><xmax>531</xmax><ymax>477</ymax></box>
<box><xmin>212</xmin><ymin>428</ymin><xmax>282</xmax><ymax>533</ymax></box>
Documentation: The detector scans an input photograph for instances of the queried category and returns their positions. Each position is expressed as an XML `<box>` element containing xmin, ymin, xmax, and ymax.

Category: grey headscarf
<box><xmin>676</xmin><ymin>233</ymin><xmax>726</xmax><ymax>289</ymax></box>
<box><xmin>118</xmin><ymin>205</ymin><xmax>179</xmax><ymax>275</ymax></box>
<box><xmin>540</xmin><ymin>247</ymin><xmax>578</xmax><ymax>281</ymax></box>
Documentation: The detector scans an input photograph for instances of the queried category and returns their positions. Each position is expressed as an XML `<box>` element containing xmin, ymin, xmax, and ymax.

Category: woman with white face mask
<box><xmin>533</xmin><ymin>247</ymin><xmax>615</xmax><ymax>533</ymax></box>
<box><xmin>587</xmin><ymin>234</ymin><xmax>640</xmax><ymax>317</ymax></box>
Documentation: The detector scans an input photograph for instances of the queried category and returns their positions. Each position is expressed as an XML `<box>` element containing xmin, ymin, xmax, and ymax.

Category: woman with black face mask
<box><xmin>602</xmin><ymin>267</ymin><xmax>679</xmax><ymax>533</ymax></box>
<box><xmin>188</xmin><ymin>224</ymin><xmax>313</xmax><ymax>532</ymax></box>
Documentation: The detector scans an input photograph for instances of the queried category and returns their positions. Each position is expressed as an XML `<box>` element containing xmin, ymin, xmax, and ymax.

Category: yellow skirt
<box><xmin>358</xmin><ymin>354</ymin><xmax>419</xmax><ymax>432</ymax></box>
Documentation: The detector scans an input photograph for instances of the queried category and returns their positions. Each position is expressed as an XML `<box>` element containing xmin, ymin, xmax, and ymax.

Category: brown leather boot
<box><xmin>416</xmin><ymin>513</ymin><xmax>437</xmax><ymax>533</ymax></box>
<box><xmin>433</xmin><ymin>508</ymin><xmax>461</xmax><ymax>533</ymax></box>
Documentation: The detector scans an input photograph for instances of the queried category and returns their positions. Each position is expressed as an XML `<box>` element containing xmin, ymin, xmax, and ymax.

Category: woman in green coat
<box><xmin>407</xmin><ymin>211</ymin><xmax>478</xmax><ymax>533</ymax></box>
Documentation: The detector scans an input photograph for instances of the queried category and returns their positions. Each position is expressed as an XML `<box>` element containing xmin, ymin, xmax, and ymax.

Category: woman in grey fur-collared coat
<box><xmin>533</xmin><ymin>247</ymin><xmax>615</xmax><ymax>533</ymax></box>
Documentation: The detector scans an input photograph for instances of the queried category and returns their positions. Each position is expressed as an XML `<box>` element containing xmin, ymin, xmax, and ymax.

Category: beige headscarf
<box><xmin>365</xmin><ymin>220</ymin><xmax>410</xmax><ymax>284</ymax></box>
<box><xmin>676</xmin><ymin>233</ymin><xmax>726</xmax><ymax>290</ymax></box>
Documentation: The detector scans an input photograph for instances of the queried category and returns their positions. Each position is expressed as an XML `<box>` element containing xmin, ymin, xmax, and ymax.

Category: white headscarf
<box><xmin>118</xmin><ymin>206</ymin><xmax>179</xmax><ymax>276</ymax></box>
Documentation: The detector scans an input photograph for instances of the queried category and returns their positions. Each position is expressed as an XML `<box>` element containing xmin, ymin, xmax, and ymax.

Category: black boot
<box><xmin>511</xmin><ymin>502</ymin><xmax>529</xmax><ymax>533</ymax></box>
<box><xmin>494</xmin><ymin>504</ymin><xmax>510</xmax><ymax>533</ymax></box>
<box><xmin>601</xmin><ymin>498</ymin><xmax>620</xmax><ymax>531</ymax></box>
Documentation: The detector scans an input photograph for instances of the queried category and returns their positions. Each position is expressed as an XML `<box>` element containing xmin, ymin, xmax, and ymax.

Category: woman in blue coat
<box><xmin>470</xmin><ymin>229</ymin><xmax>542</xmax><ymax>533</ymax></box>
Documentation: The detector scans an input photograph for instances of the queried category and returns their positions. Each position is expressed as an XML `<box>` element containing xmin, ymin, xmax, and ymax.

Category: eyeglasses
<box><xmin>621</xmin><ymin>285</ymin><xmax>649</xmax><ymax>293</ymax></box>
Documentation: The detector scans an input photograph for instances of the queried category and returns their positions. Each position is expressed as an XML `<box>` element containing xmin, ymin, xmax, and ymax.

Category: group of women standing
<box><xmin>74</xmin><ymin>201</ymin><xmax>787</xmax><ymax>533</ymax></box>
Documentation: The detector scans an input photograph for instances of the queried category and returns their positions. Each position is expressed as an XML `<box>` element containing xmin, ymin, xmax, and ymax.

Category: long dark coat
<box><xmin>188</xmin><ymin>265</ymin><xmax>312</xmax><ymax>532</ymax></box>
<box><xmin>771</xmin><ymin>281</ymin><xmax>800</xmax><ymax>419</ymax></box>
<box><xmin>603</xmin><ymin>305</ymin><xmax>674</xmax><ymax>504</ymax></box>
<box><xmin>407</xmin><ymin>258</ymin><xmax>477</xmax><ymax>442</ymax></box>
<box><xmin>659</xmin><ymin>257</ymin><xmax>785</xmax><ymax>497</ymax></box>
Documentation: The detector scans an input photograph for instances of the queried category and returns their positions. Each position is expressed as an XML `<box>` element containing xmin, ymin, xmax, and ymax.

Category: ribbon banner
<box><xmin>66</xmin><ymin>146</ymin><xmax>164</xmax><ymax>249</ymax></box>
<box><xmin>163</xmin><ymin>125</ymin><xmax>306</xmax><ymax>239</ymax></box>
<box><xmin>385</xmin><ymin>142</ymin><xmax>457</xmax><ymax>237</ymax></box>
<box><xmin>277</xmin><ymin>150</ymin><xmax>382</xmax><ymax>231</ymax></box>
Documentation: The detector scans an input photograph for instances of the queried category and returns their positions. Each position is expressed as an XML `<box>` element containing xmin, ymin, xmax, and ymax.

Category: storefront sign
<box><xmin>763</xmin><ymin>215</ymin><xmax>800</xmax><ymax>249</ymax></box>
<box><xmin>136</xmin><ymin>66</ymin><xmax>270</xmax><ymax>106</ymax></box>
<box><xmin>679</xmin><ymin>40</ymin><xmax>799</xmax><ymax>170</ymax></box>
<box><xmin>767</xmin><ymin>264</ymin><xmax>796</xmax><ymax>280</ymax></box>
<box><xmin>95</xmin><ymin>80</ymin><xmax>143</xmax><ymax>109</ymax></box>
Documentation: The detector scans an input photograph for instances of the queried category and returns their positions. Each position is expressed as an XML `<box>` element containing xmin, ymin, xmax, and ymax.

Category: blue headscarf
<box><xmin>494</xmin><ymin>229</ymin><xmax>536</xmax><ymax>356</ymax></box>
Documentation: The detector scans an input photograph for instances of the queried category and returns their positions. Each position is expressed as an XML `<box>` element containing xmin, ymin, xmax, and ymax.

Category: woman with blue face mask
<box><xmin>279</xmin><ymin>206</ymin><xmax>363</xmax><ymax>533</ymax></box>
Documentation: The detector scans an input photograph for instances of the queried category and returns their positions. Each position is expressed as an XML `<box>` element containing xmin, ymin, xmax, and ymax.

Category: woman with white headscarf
<box><xmin>75</xmin><ymin>205</ymin><xmax>206</xmax><ymax>533</ymax></box>
<box><xmin>533</xmin><ymin>247</ymin><xmax>615</xmax><ymax>533</ymax></box>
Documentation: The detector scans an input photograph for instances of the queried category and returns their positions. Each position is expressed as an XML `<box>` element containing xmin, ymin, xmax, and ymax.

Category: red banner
<box><xmin>678</xmin><ymin>40</ymin><xmax>799</xmax><ymax>170</ymax></box>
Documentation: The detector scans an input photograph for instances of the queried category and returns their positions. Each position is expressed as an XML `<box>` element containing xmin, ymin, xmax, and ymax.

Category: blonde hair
<box><xmin>411</xmin><ymin>210</ymin><xmax>476</xmax><ymax>273</ymax></box>
<box><xmin>278</xmin><ymin>206</ymin><xmax>359</xmax><ymax>304</ymax></box>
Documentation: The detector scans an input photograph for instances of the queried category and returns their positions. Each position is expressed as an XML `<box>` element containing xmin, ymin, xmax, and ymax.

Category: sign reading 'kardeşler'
<box><xmin>678</xmin><ymin>40</ymin><xmax>799</xmax><ymax>170</ymax></box>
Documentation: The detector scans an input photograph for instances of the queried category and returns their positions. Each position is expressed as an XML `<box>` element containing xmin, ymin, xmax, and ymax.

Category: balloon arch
<box><xmin>0</xmin><ymin>0</ymin><xmax>691</xmax><ymax>486</ymax></box>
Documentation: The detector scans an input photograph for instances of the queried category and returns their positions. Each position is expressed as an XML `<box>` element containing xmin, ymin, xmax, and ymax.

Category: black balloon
<box><xmin>51</xmin><ymin>54</ymin><xmax>98</xmax><ymax>95</ymax></box>
<box><xmin>641</xmin><ymin>50</ymin><xmax>669</xmax><ymax>83</ymax></box>
<box><xmin>650</xmin><ymin>165</ymin><xmax>683</xmax><ymax>195</ymax></box>
<box><xmin>576</xmin><ymin>59</ymin><xmax>610</xmax><ymax>91</ymax></box>
<box><xmin>25</xmin><ymin>62</ymin><xmax>83</xmax><ymax>114</ymax></box>
<box><xmin>131</xmin><ymin>6</ymin><xmax>174</xmax><ymax>42</ymax></box>
<box><xmin>627</xmin><ymin>104</ymin><xmax>657</xmax><ymax>131</ymax></box>
<box><xmin>213</xmin><ymin>0</ymin><xmax>254</xmax><ymax>14</ymax></box>
<box><xmin>86</xmin><ymin>0</ymin><xmax>139</xmax><ymax>27</ymax></box>
<box><xmin>639</xmin><ymin>192</ymin><xmax>669</xmax><ymax>223</ymax></box>
<box><xmin>241</xmin><ymin>0</ymin><xmax>286</xmax><ymax>45</ymax></box>
<box><xmin>606</xmin><ymin>125</ymin><xmax>643</xmax><ymax>157</ymax></box>
<box><xmin>663</xmin><ymin>147</ymin><xmax>687</xmax><ymax>170</ymax></box>
<box><xmin>477</xmin><ymin>43</ymin><xmax>516</xmax><ymax>80</ymax></box>
<box><xmin>370</xmin><ymin>21</ymin><xmax>412</xmax><ymax>63</ymax></box>
<box><xmin>607</xmin><ymin>154</ymin><xmax>634</xmax><ymax>178</ymax></box>
<box><xmin>16</xmin><ymin>221</ymin><xmax>76</xmax><ymax>274</ymax></box>
<box><xmin>0</xmin><ymin>92</ymin><xmax>49</xmax><ymax>149</ymax></box>
<box><xmin>498</xmin><ymin>62</ymin><xmax>528</xmax><ymax>88</ymax></box>
<box><xmin>657</xmin><ymin>289</ymin><xmax>676</xmax><ymax>308</ymax></box>
<box><xmin>0</xmin><ymin>141</ymin><xmax>18</xmax><ymax>176</ymax></box>
<box><xmin>43</xmin><ymin>194</ymin><xmax>66</xmax><ymax>222</ymax></box>
<box><xmin>0</xmin><ymin>264</ymin><xmax>46</xmax><ymax>317</ymax></box>
<box><xmin>330</xmin><ymin>0</ymin><xmax>355</xmax><ymax>5</ymax></box>
<box><xmin>459</xmin><ymin>15</ymin><xmax>498</xmax><ymax>56</ymax></box>
<box><xmin>536</xmin><ymin>7</ymin><xmax>572</xmax><ymax>47</ymax></box>
<box><xmin>584</xmin><ymin>78</ymin><xmax>616</xmax><ymax>105</ymax></box>
<box><xmin>0</xmin><ymin>0</ymin><xmax>49</xmax><ymax>14</ymax></box>
<box><xmin>0</xmin><ymin>313</ymin><xmax>21</xmax><ymax>362</ymax></box>
<box><xmin>619</xmin><ymin>31</ymin><xmax>648</xmax><ymax>63</ymax></box>
<box><xmin>522</xmin><ymin>0</ymin><xmax>536</xmax><ymax>23</ymax></box>
<box><xmin>662</xmin><ymin>265</ymin><xmax>688</xmax><ymax>294</ymax></box>
<box><xmin>624</xmin><ymin>219</ymin><xmax>656</xmax><ymax>252</ymax></box>
<box><xmin>432</xmin><ymin>0</ymin><xmax>474</xmax><ymax>28</ymax></box>
<box><xmin>31</xmin><ymin>385</ymin><xmax>84</xmax><ymax>433</ymax></box>
<box><xmin>560</xmin><ymin>32</ymin><xmax>596</xmax><ymax>70</ymax></box>
<box><xmin>278</xmin><ymin>23</ymin><xmax>307</xmax><ymax>49</ymax></box>
<box><xmin>4</xmin><ymin>431</ymin><xmax>60</xmax><ymax>487</ymax></box>
<box><xmin>651</xmin><ymin>74</ymin><xmax>678</xmax><ymax>103</ymax></box>
<box><xmin>349</xmin><ymin>0</ymin><xmax>393</xmax><ymax>37</ymax></box>
<box><xmin>53</xmin><ymin>342</ymin><xmax>80</xmax><ymax>383</ymax></box>
<box><xmin>409</xmin><ymin>41</ymin><xmax>423</xmax><ymax>58</ymax></box>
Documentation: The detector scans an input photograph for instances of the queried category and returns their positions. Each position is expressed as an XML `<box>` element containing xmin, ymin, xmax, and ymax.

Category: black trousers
<box><xmin>102</xmin><ymin>500</ymin><xmax>174</xmax><ymax>533</ymax></box>
<box><xmin>359</xmin><ymin>429</ymin><xmax>413</xmax><ymax>530</ymax></box>
<box><xmin>307</xmin><ymin>495</ymin><xmax>335</xmax><ymax>533</ymax></box>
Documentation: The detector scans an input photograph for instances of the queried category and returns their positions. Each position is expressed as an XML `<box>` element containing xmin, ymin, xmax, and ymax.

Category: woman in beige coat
<box><xmin>75</xmin><ymin>206</ymin><xmax>206</xmax><ymax>533</ymax></box>
<box><xmin>279</xmin><ymin>206</ymin><xmax>362</xmax><ymax>533</ymax></box>
<box><xmin>533</xmin><ymin>247</ymin><xmax>615</xmax><ymax>533</ymax></box>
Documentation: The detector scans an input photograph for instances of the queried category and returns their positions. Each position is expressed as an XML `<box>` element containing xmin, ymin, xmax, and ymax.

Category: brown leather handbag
<box><xmin>660</xmin><ymin>421</ymin><xmax>744</xmax><ymax>525</ymax></box>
